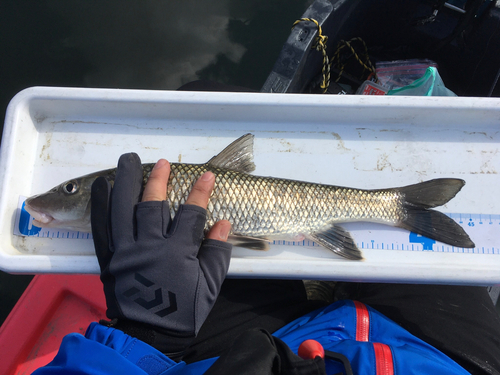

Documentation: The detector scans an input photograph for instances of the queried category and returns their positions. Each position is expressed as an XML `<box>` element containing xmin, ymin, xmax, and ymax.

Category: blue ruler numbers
<box><xmin>271</xmin><ymin>213</ymin><xmax>500</xmax><ymax>255</ymax></box>
<box><xmin>353</xmin><ymin>213</ymin><xmax>500</xmax><ymax>254</ymax></box>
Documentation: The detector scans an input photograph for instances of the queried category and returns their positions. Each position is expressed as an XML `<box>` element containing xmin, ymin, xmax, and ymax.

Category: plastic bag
<box><xmin>375</xmin><ymin>59</ymin><xmax>438</xmax><ymax>90</ymax></box>
<box><xmin>387</xmin><ymin>67</ymin><xmax>456</xmax><ymax>96</ymax></box>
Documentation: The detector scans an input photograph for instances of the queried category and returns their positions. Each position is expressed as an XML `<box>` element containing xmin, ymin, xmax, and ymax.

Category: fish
<box><xmin>24</xmin><ymin>133</ymin><xmax>475</xmax><ymax>260</ymax></box>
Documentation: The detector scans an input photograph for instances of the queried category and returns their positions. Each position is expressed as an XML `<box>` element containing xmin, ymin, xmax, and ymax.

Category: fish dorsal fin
<box><xmin>207</xmin><ymin>133</ymin><xmax>256</xmax><ymax>173</ymax></box>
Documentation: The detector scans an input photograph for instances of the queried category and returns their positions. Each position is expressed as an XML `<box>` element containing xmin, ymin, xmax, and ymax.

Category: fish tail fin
<box><xmin>396</xmin><ymin>179</ymin><xmax>475</xmax><ymax>248</ymax></box>
<box><xmin>398</xmin><ymin>178</ymin><xmax>465</xmax><ymax>209</ymax></box>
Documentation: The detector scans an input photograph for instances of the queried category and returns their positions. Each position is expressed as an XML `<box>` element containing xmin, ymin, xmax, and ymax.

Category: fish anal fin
<box><xmin>308</xmin><ymin>226</ymin><xmax>364</xmax><ymax>260</ymax></box>
<box><xmin>207</xmin><ymin>133</ymin><xmax>256</xmax><ymax>173</ymax></box>
<box><xmin>228</xmin><ymin>235</ymin><xmax>270</xmax><ymax>251</ymax></box>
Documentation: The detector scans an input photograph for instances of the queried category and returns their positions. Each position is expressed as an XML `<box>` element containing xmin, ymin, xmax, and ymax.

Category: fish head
<box><xmin>24</xmin><ymin>170</ymin><xmax>113</xmax><ymax>232</ymax></box>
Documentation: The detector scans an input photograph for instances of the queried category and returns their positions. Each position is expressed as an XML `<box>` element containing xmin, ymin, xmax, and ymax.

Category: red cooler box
<box><xmin>0</xmin><ymin>275</ymin><xmax>106</xmax><ymax>375</ymax></box>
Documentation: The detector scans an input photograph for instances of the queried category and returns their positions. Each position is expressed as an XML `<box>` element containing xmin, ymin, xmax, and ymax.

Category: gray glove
<box><xmin>91</xmin><ymin>153</ymin><xmax>232</xmax><ymax>357</ymax></box>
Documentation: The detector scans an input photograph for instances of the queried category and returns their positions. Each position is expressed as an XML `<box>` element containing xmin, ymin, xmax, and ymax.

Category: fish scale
<box><xmin>167</xmin><ymin>162</ymin><xmax>405</xmax><ymax>238</ymax></box>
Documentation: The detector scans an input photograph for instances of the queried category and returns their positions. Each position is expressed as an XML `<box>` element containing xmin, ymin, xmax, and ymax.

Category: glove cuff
<box><xmin>100</xmin><ymin>319</ymin><xmax>195</xmax><ymax>361</ymax></box>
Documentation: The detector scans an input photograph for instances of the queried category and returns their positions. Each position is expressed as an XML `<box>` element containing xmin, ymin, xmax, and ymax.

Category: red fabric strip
<box><xmin>374</xmin><ymin>343</ymin><xmax>394</xmax><ymax>375</ymax></box>
<box><xmin>353</xmin><ymin>300</ymin><xmax>370</xmax><ymax>342</ymax></box>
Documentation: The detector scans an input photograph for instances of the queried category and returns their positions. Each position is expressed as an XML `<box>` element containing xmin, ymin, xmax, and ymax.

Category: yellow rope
<box><xmin>292</xmin><ymin>20</ymin><xmax>377</xmax><ymax>91</ymax></box>
<box><xmin>331</xmin><ymin>38</ymin><xmax>378</xmax><ymax>83</ymax></box>
<box><xmin>292</xmin><ymin>18</ymin><xmax>330</xmax><ymax>93</ymax></box>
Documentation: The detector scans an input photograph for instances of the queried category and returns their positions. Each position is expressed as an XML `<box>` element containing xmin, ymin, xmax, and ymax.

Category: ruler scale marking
<box><xmin>13</xmin><ymin>197</ymin><xmax>500</xmax><ymax>255</ymax></box>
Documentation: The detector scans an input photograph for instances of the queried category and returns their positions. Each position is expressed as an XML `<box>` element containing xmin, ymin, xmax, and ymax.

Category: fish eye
<box><xmin>62</xmin><ymin>181</ymin><xmax>79</xmax><ymax>194</ymax></box>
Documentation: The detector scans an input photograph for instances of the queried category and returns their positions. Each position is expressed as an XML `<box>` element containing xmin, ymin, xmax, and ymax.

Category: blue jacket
<box><xmin>33</xmin><ymin>300</ymin><xmax>468</xmax><ymax>374</ymax></box>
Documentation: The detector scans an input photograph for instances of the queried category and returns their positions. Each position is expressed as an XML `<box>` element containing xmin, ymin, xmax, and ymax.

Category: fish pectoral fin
<box><xmin>228</xmin><ymin>235</ymin><xmax>270</xmax><ymax>251</ymax></box>
<box><xmin>308</xmin><ymin>226</ymin><xmax>363</xmax><ymax>260</ymax></box>
<box><xmin>207</xmin><ymin>133</ymin><xmax>256</xmax><ymax>173</ymax></box>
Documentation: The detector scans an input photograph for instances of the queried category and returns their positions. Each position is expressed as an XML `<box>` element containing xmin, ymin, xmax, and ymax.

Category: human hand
<box><xmin>90</xmin><ymin>153</ymin><xmax>232</xmax><ymax>357</ymax></box>
<box><xmin>141</xmin><ymin>158</ymin><xmax>231</xmax><ymax>241</ymax></box>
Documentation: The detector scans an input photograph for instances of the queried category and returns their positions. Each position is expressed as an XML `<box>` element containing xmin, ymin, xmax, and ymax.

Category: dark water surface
<box><xmin>0</xmin><ymin>0</ymin><xmax>311</xmax><ymax>324</ymax></box>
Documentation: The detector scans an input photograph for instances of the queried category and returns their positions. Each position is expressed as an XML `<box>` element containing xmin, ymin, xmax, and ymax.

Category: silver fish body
<box><xmin>25</xmin><ymin>134</ymin><xmax>475</xmax><ymax>260</ymax></box>
<box><xmin>171</xmin><ymin>163</ymin><xmax>402</xmax><ymax>236</ymax></box>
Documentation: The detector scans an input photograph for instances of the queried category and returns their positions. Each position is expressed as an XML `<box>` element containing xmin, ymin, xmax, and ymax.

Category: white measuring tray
<box><xmin>1</xmin><ymin>86</ymin><xmax>499</xmax><ymax>285</ymax></box>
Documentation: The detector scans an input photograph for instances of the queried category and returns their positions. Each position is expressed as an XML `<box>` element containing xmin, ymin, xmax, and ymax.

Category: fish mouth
<box><xmin>24</xmin><ymin>202</ymin><xmax>54</xmax><ymax>228</ymax></box>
